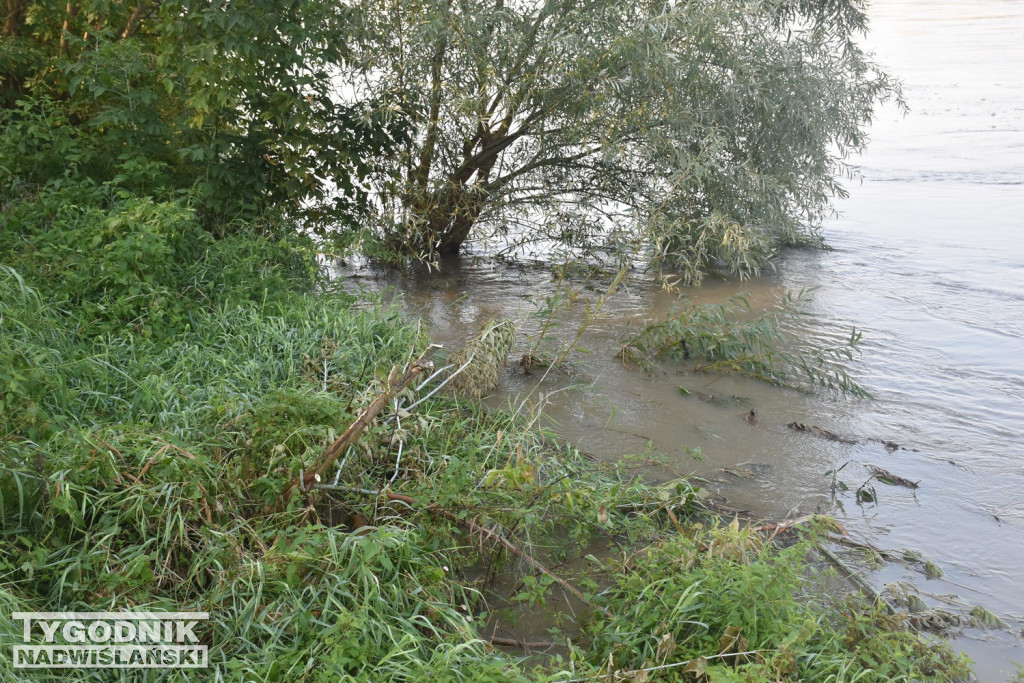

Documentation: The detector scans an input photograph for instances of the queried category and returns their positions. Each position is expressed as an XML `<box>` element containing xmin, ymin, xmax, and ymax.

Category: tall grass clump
<box><xmin>0</xmin><ymin>264</ymin><xmax>526</xmax><ymax>679</ymax></box>
<box><xmin>582</xmin><ymin>522</ymin><xmax>971</xmax><ymax>681</ymax></box>
<box><xmin>621</xmin><ymin>290</ymin><xmax>871</xmax><ymax>397</ymax></box>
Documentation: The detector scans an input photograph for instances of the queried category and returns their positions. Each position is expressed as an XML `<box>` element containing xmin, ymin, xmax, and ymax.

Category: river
<box><xmin>337</xmin><ymin>1</ymin><xmax>1024</xmax><ymax>677</ymax></box>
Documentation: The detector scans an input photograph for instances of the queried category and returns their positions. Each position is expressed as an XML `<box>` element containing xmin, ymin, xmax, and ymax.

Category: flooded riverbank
<box><xmin>335</xmin><ymin>1</ymin><xmax>1024</xmax><ymax>678</ymax></box>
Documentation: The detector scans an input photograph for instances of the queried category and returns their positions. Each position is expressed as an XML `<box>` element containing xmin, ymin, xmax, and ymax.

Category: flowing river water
<box><xmin>338</xmin><ymin>1</ymin><xmax>1024</xmax><ymax>677</ymax></box>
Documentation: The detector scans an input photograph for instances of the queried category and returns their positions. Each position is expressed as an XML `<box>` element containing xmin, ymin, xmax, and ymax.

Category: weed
<box><xmin>621</xmin><ymin>289</ymin><xmax>871</xmax><ymax>397</ymax></box>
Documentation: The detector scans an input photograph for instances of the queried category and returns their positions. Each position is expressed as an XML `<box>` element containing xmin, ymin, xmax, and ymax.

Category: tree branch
<box><xmin>280</xmin><ymin>346</ymin><xmax>439</xmax><ymax>506</ymax></box>
<box><xmin>410</xmin><ymin>4</ymin><xmax>451</xmax><ymax>189</ymax></box>
<box><xmin>121</xmin><ymin>0</ymin><xmax>159</xmax><ymax>40</ymax></box>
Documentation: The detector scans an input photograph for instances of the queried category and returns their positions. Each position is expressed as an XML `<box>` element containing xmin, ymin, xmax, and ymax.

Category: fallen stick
<box><xmin>489</xmin><ymin>636</ymin><xmax>556</xmax><ymax>649</ymax></box>
<box><xmin>280</xmin><ymin>346</ymin><xmax>439</xmax><ymax>505</ymax></box>
<box><xmin>815</xmin><ymin>541</ymin><xmax>896</xmax><ymax>615</ymax></box>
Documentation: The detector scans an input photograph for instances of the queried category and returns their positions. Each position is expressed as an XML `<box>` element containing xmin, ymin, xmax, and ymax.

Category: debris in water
<box><xmin>787</xmin><ymin>422</ymin><xmax>857</xmax><ymax>444</ymax></box>
<box><xmin>866</xmin><ymin>464</ymin><xmax>919</xmax><ymax>489</ymax></box>
<box><xmin>448</xmin><ymin>319</ymin><xmax>516</xmax><ymax>398</ymax></box>
<box><xmin>907</xmin><ymin>594</ymin><xmax>929</xmax><ymax>613</ymax></box>
<box><xmin>518</xmin><ymin>353</ymin><xmax>534</xmax><ymax>375</ymax></box>
<box><xmin>720</xmin><ymin>465</ymin><xmax>757</xmax><ymax>479</ymax></box>
<box><xmin>910</xmin><ymin>609</ymin><xmax>970</xmax><ymax>633</ymax></box>
<box><xmin>678</xmin><ymin>387</ymin><xmax>751</xmax><ymax>408</ymax></box>
<box><xmin>971</xmin><ymin>605</ymin><xmax>1007</xmax><ymax>630</ymax></box>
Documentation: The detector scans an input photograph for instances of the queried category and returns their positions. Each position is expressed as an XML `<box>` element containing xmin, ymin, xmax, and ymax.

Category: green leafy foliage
<box><xmin>1</xmin><ymin>0</ymin><xmax>404</xmax><ymax>230</ymax></box>
<box><xmin>0</xmin><ymin>183</ymin><xmax>319</xmax><ymax>339</ymax></box>
<box><xmin>343</xmin><ymin>0</ymin><xmax>899</xmax><ymax>275</ymax></box>
<box><xmin>0</xmin><ymin>267</ymin><xmax>520</xmax><ymax>679</ymax></box>
<box><xmin>0</xmin><ymin>256</ymin><xmax>970</xmax><ymax>681</ymax></box>
<box><xmin>0</xmin><ymin>4</ymin><xmax>966</xmax><ymax>677</ymax></box>
<box><xmin>582</xmin><ymin>523</ymin><xmax>971</xmax><ymax>681</ymax></box>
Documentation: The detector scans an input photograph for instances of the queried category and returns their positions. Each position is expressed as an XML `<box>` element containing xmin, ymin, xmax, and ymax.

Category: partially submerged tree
<box><xmin>345</xmin><ymin>0</ymin><xmax>899</xmax><ymax>281</ymax></box>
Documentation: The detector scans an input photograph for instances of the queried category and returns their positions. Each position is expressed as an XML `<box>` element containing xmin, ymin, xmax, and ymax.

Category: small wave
<box><xmin>928</xmin><ymin>278</ymin><xmax>1024</xmax><ymax>306</ymax></box>
<box><xmin>858</xmin><ymin>170</ymin><xmax>1024</xmax><ymax>185</ymax></box>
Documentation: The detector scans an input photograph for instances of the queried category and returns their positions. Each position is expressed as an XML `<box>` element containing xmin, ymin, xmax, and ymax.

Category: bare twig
<box><xmin>280</xmin><ymin>345</ymin><xmax>440</xmax><ymax>505</ymax></box>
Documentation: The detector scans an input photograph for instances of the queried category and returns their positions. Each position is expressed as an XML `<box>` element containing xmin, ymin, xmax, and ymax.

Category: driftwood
<box><xmin>488</xmin><ymin>635</ymin><xmax>556</xmax><ymax>649</ymax></box>
<box><xmin>866</xmin><ymin>465</ymin><xmax>919</xmax><ymax>489</ymax></box>
<box><xmin>281</xmin><ymin>346</ymin><xmax>439</xmax><ymax>505</ymax></box>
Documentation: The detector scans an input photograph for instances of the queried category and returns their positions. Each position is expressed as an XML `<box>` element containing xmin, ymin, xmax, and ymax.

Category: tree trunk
<box><xmin>410</xmin><ymin>184</ymin><xmax>487</xmax><ymax>254</ymax></box>
<box><xmin>3</xmin><ymin>0</ymin><xmax>26</xmax><ymax>37</ymax></box>
<box><xmin>59</xmin><ymin>3</ymin><xmax>77</xmax><ymax>57</ymax></box>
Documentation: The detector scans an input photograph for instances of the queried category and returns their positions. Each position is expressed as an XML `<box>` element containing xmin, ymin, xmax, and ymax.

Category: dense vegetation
<box><xmin>1</xmin><ymin>1</ymin><xmax>969</xmax><ymax>681</ymax></box>
<box><xmin>3</xmin><ymin>0</ymin><xmax>898</xmax><ymax>280</ymax></box>
<box><xmin>0</xmin><ymin>229</ymin><xmax>971</xmax><ymax>680</ymax></box>
<box><xmin>344</xmin><ymin>0</ymin><xmax>899</xmax><ymax>281</ymax></box>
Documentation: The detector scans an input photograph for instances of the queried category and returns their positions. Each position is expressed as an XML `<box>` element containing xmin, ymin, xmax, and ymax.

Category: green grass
<box><xmin>0</xmin><ymin>195</ymin><xmax>971</xmax><ymax>680</ymax></box>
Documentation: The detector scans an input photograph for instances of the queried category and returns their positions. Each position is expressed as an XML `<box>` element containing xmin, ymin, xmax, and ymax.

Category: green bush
<box><xmin>583</xmin><ymin>525</ymin><xmax>971</xmax><ymax>681</ymax></box>
<box><xmin>0</xmin><ymin>183</ymin><xmax>320</xmax><ymax>338</ymax></box>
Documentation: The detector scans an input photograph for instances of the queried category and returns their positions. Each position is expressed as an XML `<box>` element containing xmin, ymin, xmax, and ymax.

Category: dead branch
<box><xmin>280</xmin><ymin>346</ymin><xmax>439</xmax><ymax>505</ymax></box>
<box><xmin>815</xmin><ymin>541</ymin><xmax>896</xmax><ymax>615</ymax></box>
<box><xmin>489</xmin><ymin>635</ymin><xmax>556</xmax><ymax>649</ymax></box>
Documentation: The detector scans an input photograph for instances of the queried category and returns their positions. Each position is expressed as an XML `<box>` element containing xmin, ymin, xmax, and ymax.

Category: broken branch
<box><xmin>280</xmin><ymin>345</ymin><xmax>439</xmax><ymax>505</ymax></box>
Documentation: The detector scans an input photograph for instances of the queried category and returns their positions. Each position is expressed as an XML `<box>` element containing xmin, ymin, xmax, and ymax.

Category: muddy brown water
<box><xmin>335</xmin><ymin>1</ymin><xmax>1024</xmax><ymax>677</ymax></box>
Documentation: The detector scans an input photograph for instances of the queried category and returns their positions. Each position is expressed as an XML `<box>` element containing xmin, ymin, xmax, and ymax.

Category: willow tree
<box><xmin>346</xmin><ymin>0</ymin><xmax>898</xmax><ymax>281</ymax></box>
